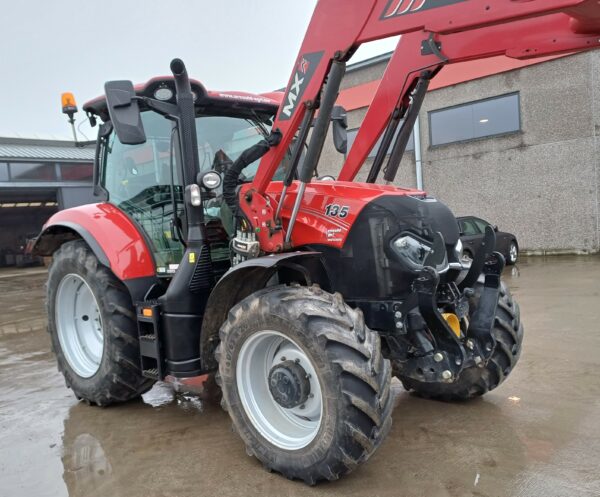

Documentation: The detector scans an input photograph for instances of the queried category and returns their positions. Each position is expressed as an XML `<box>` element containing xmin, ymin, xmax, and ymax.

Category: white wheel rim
<box><xmin>510</xmin><ymin>244</ymin><xmax>518</xmax><ymax>262</ymax></box>
<box><xmin>236</xmin><ymin>331</ymin><xmax>323</xmax><ymax>450</ymax></box>
<box><xmin>56</xmin><ymin>274</ymin><xmax>104</xmax><ymax>378</ymax></box>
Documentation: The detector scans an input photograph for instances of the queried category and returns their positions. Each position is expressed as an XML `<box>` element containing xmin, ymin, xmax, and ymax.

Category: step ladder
<box><xmin>136</xmin><ymin>302</ymin><xmax>164</xmax><ymax>380</ymax></box>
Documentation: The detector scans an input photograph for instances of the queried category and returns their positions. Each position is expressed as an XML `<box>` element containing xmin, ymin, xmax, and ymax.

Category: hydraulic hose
<box><xmin>222</xmin><ymin>131</ymin><xmax>282</xmax><ymax>214</ymax></box>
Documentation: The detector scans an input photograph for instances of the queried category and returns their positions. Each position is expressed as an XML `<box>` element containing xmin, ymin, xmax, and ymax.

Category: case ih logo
<box><xmin>280</xmin><ymin>51</ymin><xmax>323</xmax><ymax>121</ymax></box>
<box><xmin>298</xmin><ymin>57</ymin><xmax>310</xmax><ymax>74</ymax></box>
<box><xmin>382</xmin><ymin>0</ymin><xmax>465</xmax><ymax>19</ymax></box>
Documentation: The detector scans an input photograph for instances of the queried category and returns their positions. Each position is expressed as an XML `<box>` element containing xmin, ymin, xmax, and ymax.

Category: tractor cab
<box><xmin>83</xmin><ymin>77</ymin><xmax>287</xmax><ymax>275</ymax></box>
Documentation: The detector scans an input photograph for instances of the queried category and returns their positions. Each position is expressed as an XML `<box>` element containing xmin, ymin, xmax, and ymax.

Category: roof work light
<box><xmin>61</xmin><ymin>92</ymin><xmax>78</xmax><ymax>116</ymax></box>
<box><xmin>61</xmin><ymin>92</ymin><xmax>79</xmax><ymax>143</ymax></box>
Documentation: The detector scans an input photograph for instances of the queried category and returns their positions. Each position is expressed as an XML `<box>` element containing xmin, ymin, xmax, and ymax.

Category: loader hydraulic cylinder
<box><xmin>285</xmin><ymin>59</ymin><xmax>346</xmax><ymax>243</ymax></box>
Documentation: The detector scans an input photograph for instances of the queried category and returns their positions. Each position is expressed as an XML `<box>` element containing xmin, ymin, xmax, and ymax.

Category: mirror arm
<box><xmin>140</xmin><ymin>97</ymin><xmax>179</xmax><ymax>119</ymax></box>
<box><xmin>92</xmin><ymin>122</ymin><xmax>111</xmax><ymax>199</ymax></box>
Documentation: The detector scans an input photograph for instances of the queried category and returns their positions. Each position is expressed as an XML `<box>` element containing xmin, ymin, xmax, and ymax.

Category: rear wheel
<box><xmin>47</xmin><ymin>240</ymin><xmax>154</xmax><ymax>406</ymax></box>
<box><xmin>216</xmin><ymin>285</ymin><xmax>393</xmax><ymax>484</ymax></box>
<box><xmin>399</xmin><ymin>282</ymin><xmax>523</xmax><ymax>401</ymax></box>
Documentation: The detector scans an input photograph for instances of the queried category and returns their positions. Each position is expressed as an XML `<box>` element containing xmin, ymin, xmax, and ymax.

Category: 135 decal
<box><xmin>325</xmin><ymin>204</ymin><xmax>349</xmax><ymax>218</ymax></box>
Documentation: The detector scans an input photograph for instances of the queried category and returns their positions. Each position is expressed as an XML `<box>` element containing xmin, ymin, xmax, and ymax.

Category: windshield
<box><xmin>196</xmin><ymin>115</ymin><xmax>269</xmax><ymax>178</ymax></box>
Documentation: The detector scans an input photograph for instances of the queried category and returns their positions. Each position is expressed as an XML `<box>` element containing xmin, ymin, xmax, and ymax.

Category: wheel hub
<box><xmin>268</xmin><ymin>360</ymin><xmax>310</xmax><ymax>408</ymax></box>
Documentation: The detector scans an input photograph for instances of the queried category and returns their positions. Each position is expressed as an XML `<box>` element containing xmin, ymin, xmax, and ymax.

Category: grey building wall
<box><xmin>320</xmin><ymin>52</ymin><xmax>600</xmax><ymax>254</ymax></box>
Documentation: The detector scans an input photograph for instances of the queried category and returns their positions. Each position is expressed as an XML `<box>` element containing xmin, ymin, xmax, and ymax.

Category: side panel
<box><xmin>37</xmin><ymin>203</ymin><xmax>155</xmax><ymax>281</ymax></box>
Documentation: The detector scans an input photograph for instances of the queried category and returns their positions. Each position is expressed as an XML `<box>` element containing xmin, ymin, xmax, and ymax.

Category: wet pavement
<box><xmin>1</xmin><ymin>257</ymin><xmax>599</xmax><ymax>497</ymax></box>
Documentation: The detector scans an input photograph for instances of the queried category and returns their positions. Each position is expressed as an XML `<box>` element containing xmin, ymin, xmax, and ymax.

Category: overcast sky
<box><xmin>0</xmin><ymin>0</ymin><xmax>397</xmax><ymax>140</ymax></box>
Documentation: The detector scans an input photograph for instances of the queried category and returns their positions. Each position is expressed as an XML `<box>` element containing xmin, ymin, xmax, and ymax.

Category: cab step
<box><xmin>136</xmin><ymin>301</ymin><xmax>165</xmax><ymax>380</ymax></box>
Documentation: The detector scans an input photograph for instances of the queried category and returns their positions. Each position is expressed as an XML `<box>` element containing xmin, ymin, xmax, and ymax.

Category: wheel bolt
<box><xmin>466</xmin><ymin>339</ymin><xmax>475</xmax><ymax>350</ymax></box>
<box><xmin>441</xmin><ymin>370</ymin><xmax>452</xmax><ymax>381</ymax></box>
<box><xmin>433</xmin><ymin>352</ymin><xmax>444</xmax><ymax>363</ymax></box>
<box><xmin>280</xmin><ymin>356</ymin><xmax>286</xmax><ymax>361</ymax></box>
<box><xmin>394</xmin><ymin>311</ymin><xmax>402</xmax><ymax>319</ymax></box>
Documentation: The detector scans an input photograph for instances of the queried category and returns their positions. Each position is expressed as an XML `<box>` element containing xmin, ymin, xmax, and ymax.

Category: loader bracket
<box><xmin>409</xmin><ymin>267</ymin><xmax>467</xmax><ymax>383</ymax></box>
<box><xmin>459</xmin><ymin>224</ymin><xmax>496</xmax><ymax>291</ymax></box>
<box><xmin>466</xmin><ymin>251</ymin><xmax>505</xmax><ymax>362</ymax></box>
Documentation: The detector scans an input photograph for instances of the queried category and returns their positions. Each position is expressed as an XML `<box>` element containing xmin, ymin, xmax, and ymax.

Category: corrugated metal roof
<box><xmin>0</xmin><ymin>144</ymin><xmax>94</xmax><ymax>161</ymax></box>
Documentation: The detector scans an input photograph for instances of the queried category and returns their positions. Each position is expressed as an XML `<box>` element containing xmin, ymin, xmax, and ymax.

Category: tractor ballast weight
<box><xmin>35</xmin><ymin>0</ymin><xmax>600</xmax><ymax>484</ymax></box>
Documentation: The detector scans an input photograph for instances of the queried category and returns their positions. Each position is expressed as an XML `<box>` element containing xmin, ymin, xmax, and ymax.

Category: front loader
<box><xmin>34</xmin><ymin>0</ymin><xmax>600</xmax><ymax>484</ymax></box>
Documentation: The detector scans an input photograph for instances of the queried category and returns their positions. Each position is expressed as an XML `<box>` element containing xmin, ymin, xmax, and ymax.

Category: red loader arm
<box><xmin>241</xmin><ymin>0</ymin><xmax>600</xmax><ymax>252</ymax></box>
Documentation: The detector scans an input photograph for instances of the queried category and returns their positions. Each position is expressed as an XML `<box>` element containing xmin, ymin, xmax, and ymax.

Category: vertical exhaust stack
<box><xmin>156</xmin><ymin>59</ymin><xmax>212</xmax><ymax>379</ymax></box>
<box><xmin>170</xmin><ymin>58</ymin><xmax>205</xmax><ymax>243</ymax></box>
<box><xmin>170</xmin><ymin>58</ymin><xmax>201</xmax><ymax>190</ymax></box>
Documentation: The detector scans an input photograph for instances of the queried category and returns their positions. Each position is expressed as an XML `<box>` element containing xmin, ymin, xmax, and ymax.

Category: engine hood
<box><xmin>265</xmin><ymin>180</ymin><xmax>459</xmax><ymax>249</ymax></box>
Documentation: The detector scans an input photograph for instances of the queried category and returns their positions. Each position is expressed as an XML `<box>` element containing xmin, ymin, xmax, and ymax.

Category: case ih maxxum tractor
<box><xmin>33</xmin><ymin>0</ymin><xmax>600</xmax><ymax>484</ymax></box>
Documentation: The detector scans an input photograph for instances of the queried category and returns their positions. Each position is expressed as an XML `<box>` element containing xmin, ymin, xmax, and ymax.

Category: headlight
<box><xmin>391</xmin><ymin>234</ymin><xmax>433</xmax><ymax>270</ymax></box>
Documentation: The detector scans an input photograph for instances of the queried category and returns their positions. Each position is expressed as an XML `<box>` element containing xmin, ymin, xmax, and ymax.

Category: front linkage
<box><xmin>391</xmin><ymin>225</ymin><xmax>509</xmax><ymax>393</ymax></box>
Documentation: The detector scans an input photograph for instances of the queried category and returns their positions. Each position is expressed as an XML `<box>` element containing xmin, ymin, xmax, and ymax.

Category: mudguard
<box><xmin>32</xmin><ymin>203</ymin><xmax>155</xmax><ymax>281</ymax></box>
<box><xmin>199</xmin><ymin>251</ymin><xmax>328</xmax><ymax>369</ymax></box>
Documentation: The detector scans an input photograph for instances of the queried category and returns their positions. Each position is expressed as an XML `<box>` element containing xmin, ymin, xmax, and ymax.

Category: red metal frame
<box><xmin>44</xmin><ymin>203</ymin><xmax>155</xmax><ymax>281</ymax></box>
<box><xmin>241</xmin><ymin>0</ymin><xmax>600</xmax><ymax>252</ymax></box>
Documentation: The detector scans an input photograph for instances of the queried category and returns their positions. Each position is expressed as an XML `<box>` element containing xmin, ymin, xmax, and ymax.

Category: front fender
<box><xmin>32</xmin><ymin>203</ymin><xmax>155</xmax><ymax>281</ymax></box>
<box><xmin>200</xmin><ymin>251</ymin><xmax>328</xmax><ymax>370</ymax></box>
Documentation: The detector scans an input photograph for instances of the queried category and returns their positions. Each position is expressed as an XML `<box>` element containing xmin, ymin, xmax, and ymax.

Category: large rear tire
<box><xmin>47</xmin><ymin>240</ymin><xmax>154</xmax><ymax>406</ymax></box>
<box><xmin>399</xmin><ymin>281</ymin><xmax>523</xmax><ymax>401</ymax></box>
<box><xmin>216</xmin><ymin>284</ymin><xmax>393</xmax><ymax>484</ymax></box>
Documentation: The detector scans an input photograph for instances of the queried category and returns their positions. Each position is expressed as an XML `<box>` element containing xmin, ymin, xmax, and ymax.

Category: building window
<box><xmin>429</xmin><ymin>93</ymin><xmax>520</xmax><ymax>146</ymax></box>
<box><xmin>0</xmin><ymin>163</ymin><xmax>8</xmax><ymax>182</ymax></box>
<box><xmin>9</xmin><ymin>162</ymin><xmax>58</xmax><ymax>181</ymax></box>
<box><xmin>59</xmin><ymin>163</ymin><xmax>93</xmax><ymax>181</ymax></box>
<box><xmin>347</xmin><ymin>122</ymin><xmax>414</xmax><ymax>159</ymax></box>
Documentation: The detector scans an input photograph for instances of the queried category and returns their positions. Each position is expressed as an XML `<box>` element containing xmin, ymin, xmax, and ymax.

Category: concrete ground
<box><xmin>1</xmin><ymin>257</ymin><xmax>599</xmax><ymax>497</ymax></box>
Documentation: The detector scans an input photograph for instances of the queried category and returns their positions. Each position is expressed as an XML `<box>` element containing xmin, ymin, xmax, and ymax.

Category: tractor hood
<box><xmin>263</xmin><ymin>180</ymin><xmax>459</xmax><ymax>250</ymax></box>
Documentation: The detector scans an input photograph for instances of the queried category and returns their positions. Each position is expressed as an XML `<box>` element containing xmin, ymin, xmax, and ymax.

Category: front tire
<box><xmin>216</xmin><ymin>285</ymin><xmax>393</xmax><ymax>484</ymax></box>
<box><xmin>399</xmin><ymin>282</ymin><xmax>523</xmax><ymax>401</ymax></box>
<box><xmin>47</xmin><ymin>240</ymin><xmax>154</xmax><ymax>406</ymax></box>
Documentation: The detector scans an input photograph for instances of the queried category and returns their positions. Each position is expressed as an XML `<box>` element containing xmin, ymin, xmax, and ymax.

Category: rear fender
<box><xmin>200</xmin><ymin>252</ymin><xmax>330</xmax><ymax>370</ymax></box>
<box><xmin>32</xmin><ymin>203</ymin><xmax>156</xmax><ymax>283</ymax></box>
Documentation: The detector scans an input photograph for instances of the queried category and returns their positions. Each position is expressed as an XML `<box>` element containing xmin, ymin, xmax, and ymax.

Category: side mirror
<box><xmin>331</xmin><ymin>105</ymin><xmax>348</xmax><ymax>154</ymax></box>
<box><xmin>493</xmin><ymin>225</ymin><xmax>499</xmax><ymax>232</ymax></box>
<box><xmin>104</xmin><ymin>80</ymin><xmax>146</xmax><ymax>145</ymax></box>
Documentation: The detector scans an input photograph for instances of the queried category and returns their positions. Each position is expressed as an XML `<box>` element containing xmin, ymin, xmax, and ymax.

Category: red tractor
<box><xmin>33</xmin><ymin>0</ymin><xmax>600</xmax><ymax>484</ymax></box>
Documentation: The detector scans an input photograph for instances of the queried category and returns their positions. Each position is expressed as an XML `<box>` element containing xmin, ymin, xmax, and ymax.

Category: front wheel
<box><xmin>216</xmin><ymin>285</ymin><xmax>393</xmax><ymax>484</ymax></box>
<box><xmin>47</xmin><ymin>240</ymin><xmax>154</xmax><ymax>406</ymax></box>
